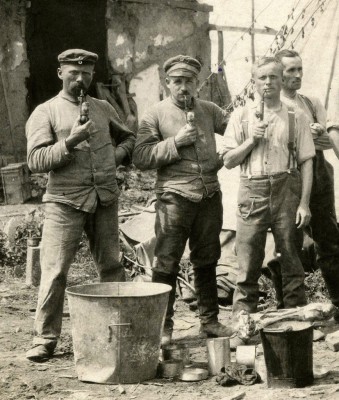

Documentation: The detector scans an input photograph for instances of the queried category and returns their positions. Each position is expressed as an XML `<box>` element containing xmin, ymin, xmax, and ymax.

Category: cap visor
<box><xmin>167</xmin><ymin>70</ymin><xmax>197</xmax><ymax>77</ymax></box>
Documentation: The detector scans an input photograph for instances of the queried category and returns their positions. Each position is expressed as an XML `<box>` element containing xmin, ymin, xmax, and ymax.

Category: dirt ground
<box><xmin>2</xmin><ymin>276</ymin><xmax>339</xmax><ymax>400</ymax></box>
<box><xmin>1</xmin><ymin>170</ymin><xmax>339</xmax><ymax>400</ymax></box>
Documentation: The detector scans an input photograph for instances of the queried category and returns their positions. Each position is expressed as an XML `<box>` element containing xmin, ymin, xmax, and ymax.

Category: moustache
<box><xmin>71</xmin><ymin>84</ymin><xmax>87</xmax><ymax>95</ymax></box>
<box><xmin>73</xmin><ymin>83</ymin><xmax>85</xmax><ymax>90</ymax></box>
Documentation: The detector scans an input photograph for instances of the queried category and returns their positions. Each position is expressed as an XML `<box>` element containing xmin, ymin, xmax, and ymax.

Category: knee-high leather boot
<box><xmin>194</xmin><ymin>266</ymin><xmax>234</xmax><ymax>337</ymax></box>
<box><xmin>319</xmin><ymin>257</ymin><xmax>339</xmax><ymax>313</ymax></box>
<box><xmin>152</xmin><ymin>270</ymin><xmax>177</xmax><ymax>345</ymax></box>
<box><xmin>267</xmin><ymin>260</ymin><xmax>284</xmax><ymax>309</ymax></box>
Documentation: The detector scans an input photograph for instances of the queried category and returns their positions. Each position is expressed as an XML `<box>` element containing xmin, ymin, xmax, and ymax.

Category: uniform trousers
<box><xmin>233</xmin><ymin>171</ymin><xmax>307</xmax><ymax>315</ymax></box>
<box><xmin>33</xmin><ymin>201</ymin><xmax>124</xmax><ymax>349</ymax></box>
<box><xmin>310</xmin><ymin>152</ymin><xmax>339</xmax><ymax>293</ymax></box>
<box><xmin>153</xmin><ymin>191</ymin><xmax>223</xmax><ymax>274</ymax></box>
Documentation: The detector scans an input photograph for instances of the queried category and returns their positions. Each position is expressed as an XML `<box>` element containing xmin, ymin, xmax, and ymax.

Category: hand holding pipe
<box><xmin>79</xmin><ymin>89</ymin><xmax>89</xmax><ymax>124</ymax></box>
<box><xmin>186</xmin><ymin>111</ymin><xmax>195</xmax><ymax>126</ymax></box>
<box><xmin>260</xmin><ymin>93</ymin><xmax>265</xmax><ymax>121</ymax></box>
<box><xmin>255</xmin><ymin>91</ymin><xmax>266</xmax><ymax>121</ymax></box>
<box><xmin>183</xmin><ymin>95</ymin><xmax>195</xmax><ymax>125</ymax></box>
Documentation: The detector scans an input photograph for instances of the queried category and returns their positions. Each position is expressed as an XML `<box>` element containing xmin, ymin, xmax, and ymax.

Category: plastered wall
<box><xmin>106</xmin><ymin>0</ymin><xmax>211</xmax><ymax>118</ymax></box>
<box><xmin>0</xmin><ymin>0</ymin><xmax>211</xmax><ymax>159</ymax></box>
<box><xmin>0</xmin><ymin>0</ymin><xmax>29</xmax><ymax>161</ymax></box>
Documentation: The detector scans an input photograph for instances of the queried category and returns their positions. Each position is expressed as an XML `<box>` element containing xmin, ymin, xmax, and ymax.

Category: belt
<box><xmin>241</xmin><ymin>169</ymin><xmax>298</xmax><ymax>180</ymax></box>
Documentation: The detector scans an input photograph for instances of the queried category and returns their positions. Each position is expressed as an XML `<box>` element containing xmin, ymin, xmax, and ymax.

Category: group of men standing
<box><xmin>25</xmin><ymin>48</ymin><xmax>339</xmax><ymax>362</ymax></box>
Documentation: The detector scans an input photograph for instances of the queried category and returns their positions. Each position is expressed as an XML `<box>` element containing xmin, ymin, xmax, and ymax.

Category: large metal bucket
<box><xmin>66</xmin><ymin>282</ymin><xmax>171</xmax><ymax>384</ymax></box>
<box><xmin>260</xmin><ymin>320</ymin><xmax>314</xmax><ymax>388</ymax></box>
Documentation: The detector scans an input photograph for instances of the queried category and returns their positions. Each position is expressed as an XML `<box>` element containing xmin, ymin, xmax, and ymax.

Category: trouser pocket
<box><xmin>237</xmin><ymin>181</ymin><xmax>268</xmax><ymax>221</ymax></box>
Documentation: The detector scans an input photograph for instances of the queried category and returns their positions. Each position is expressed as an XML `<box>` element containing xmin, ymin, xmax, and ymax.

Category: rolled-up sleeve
<box><xmin>310</xmin><ymin>97</ymin><xmax>332</xmax><ymax>150</ymax></box>
<box><xmin>327</xmin><ymin>99</ymin><xmax>339</xmax><ymax>132</ymax></box>
<box><xmin>132</xmin><ymin>109</ymin><xmax>181</xmax><ymax>170</ymax></box>
<box><xmin>220</xmin><ymin>108</ymin><xmax>243</xmax><ymax>155</ymax></box>
<box><xmin>327</xmin><ymin>121</ymin><xmax>339</xmax><ymax>131</ymax></box>
<box><xmin>26</xmin><ymin>105</ymin><xmax>74</xmax><ymax>173</ymax></box>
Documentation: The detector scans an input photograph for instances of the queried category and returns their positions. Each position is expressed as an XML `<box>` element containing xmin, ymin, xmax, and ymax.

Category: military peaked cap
<box><xmin>58</xmin><ymin>49</ymin><xmax>98</xmax><ymax>65</ymax></box>
<box><xmin>164</xmin><ymin>55</ymin><xmax>201</xmax><ymax>77</ymax></box>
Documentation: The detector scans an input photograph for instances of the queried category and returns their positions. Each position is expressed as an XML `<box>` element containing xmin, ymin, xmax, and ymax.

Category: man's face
<box><xmin>57</xmin><ymin>64</ymin><xmax>94</xmax><ymax>97</ymax></box>
<box><xmin>253</xmin><ymin>62</ymin><xmax>283</xmax><ymax>100</ymax></box>
<box><xmin>166</xmin><ymin>75</ymin><xmax>198</xmax><ymax>104</ymax></box>
<box><xmin>281</xmin><ymin>56</ymin><xmax>303</xmax><ymax>91</ymax></box>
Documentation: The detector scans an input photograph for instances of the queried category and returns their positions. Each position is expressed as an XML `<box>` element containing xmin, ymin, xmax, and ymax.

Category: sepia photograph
<box><xmin>0</xmin><ymin>0</ymin><xmax>339</xmax><ymax>399</ymax></box>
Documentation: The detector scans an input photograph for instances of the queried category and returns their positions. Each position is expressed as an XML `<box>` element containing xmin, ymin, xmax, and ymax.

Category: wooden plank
<box><xmin>0</xmin><ymin>212</ymin><xmax>26</xmax><ymax>219</ymax></box>
<box><xmin>217</xmin><ymin>31</ymin><xmax>224</xmax><ymax>64</ymax></box>
<box><xmin>112</xmin><ymin>0</ymin><xmax>213</xmax><ymax>13</ymax></box>
<box><xmin>251</xmin><ymin>0</ymin><xmax>255</xmax><ymax>62</ymax></box>
<box><xmin>118</xmin><ymin>211</ymin><xmax>141</xmax><ymax>217</ymax></box>
<box><xmin>209</xmin><ymin>24</ymin><xmax>277</xmax><ymax>35</ymax></box>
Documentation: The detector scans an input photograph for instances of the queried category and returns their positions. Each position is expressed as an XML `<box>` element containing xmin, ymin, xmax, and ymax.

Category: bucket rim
<box><xmin>65</xmin><ymin>281</ymin><xmax>172</xmax><ymax>298</ymax></box>
<box><xmin>261</xmin><ymin>320</ymin><xmax>313</xmax><ymax>333</ymax></box>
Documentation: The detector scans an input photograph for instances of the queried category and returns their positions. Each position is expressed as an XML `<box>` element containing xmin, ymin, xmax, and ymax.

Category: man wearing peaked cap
<box><xmin>25</xmin><ymin>49</ymin><xmax>135</xmax><ymax>362</ymax></box>
<box><xmin>133</xmin><ymin>55</ymin><xmax>232</xmax><ymax>345</ymax></box>
<box><xmin>163</xmin><ymin>55</ymin><xmax>202</xmax><ymax>77</ymax></box>
<box><xmin>57</xmin><ymin>48</ymin><xmax>99</xmax><ymax>65</ymax></box>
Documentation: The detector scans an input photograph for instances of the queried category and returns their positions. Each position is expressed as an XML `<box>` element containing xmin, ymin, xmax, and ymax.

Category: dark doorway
<box><xmin>26</xmin><ymin>0</ymin><xmax>108</xmax><ymax>113</ymax></box>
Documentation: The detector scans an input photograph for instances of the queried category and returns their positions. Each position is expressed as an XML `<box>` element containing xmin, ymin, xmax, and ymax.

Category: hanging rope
<box><xmin>265</xmin><ymin>0</ymin><xmax>315</xmax><ymax>56</ymax></box>
<box><xmin>289</xmin><ymin>0</ymin><xmax>328</xmax><ymax>50</ymax></box>
<box><xmin>222</xmin><ymin>0</ymin><xmax>332</xmax><ymax>112</ymax></box>
<box><xmin>197</xmin><ymin>0</ymin><xmax>277</xmax><ymax>95</ymax></box>
<box><xmin>197</xmin><ymin>0</ymin><xmax>310</xmax><ymax>102</ymax></box>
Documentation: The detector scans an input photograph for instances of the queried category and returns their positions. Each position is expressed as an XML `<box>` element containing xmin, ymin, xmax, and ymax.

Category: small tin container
<box><xmin>158</xmin><ymin>360</ymin><xmax>183</xmax><ymax>378</ymax></box>
<box><xmin>162</xmin><ymin>343</ymin><xmax>191</xmax><ymax>366</ymax></box>
<box><xmin>236</xmin><ymin>345</ymin><xmax>256</xmax><ymax>367</ymax></box>
<box><xmin>179</xmin><ymin>367</ymin><xmax>208</xmax><ymax>382</ymax></box>
<box><xmin>206</xmin><ymin>337</ymin><xmax>231</xmax><ymax>375</ymax></box>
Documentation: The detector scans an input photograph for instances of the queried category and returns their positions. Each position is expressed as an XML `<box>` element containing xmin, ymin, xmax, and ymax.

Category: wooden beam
<box><xmin>251</xmin><ymin>0</ymin><xmax>255</xmax><ymax>62</ymax></box>
<box><xmin>111</xmin><ymin>0</ymin><xmax>213</xmax><ymax>13</ymax></box>
<box><xmin>217</xmin><ymin>31</ymin><xmax>224</xmax><ymax>64</ymax></box>
<box><xmin>209</xmin><ymin>24</ymin><xmax>277</xmax><ymax>35</ymax></box>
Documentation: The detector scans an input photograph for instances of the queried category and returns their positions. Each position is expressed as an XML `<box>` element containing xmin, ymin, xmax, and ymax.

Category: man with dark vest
<box><xmin>133</xmin><ymin>55</ymin><xmax>232</xmax><ymax>345</ymax></box>
<box><xmin>25</xmin><ymin>49</ymin><xmax>135</xmax><ymax>361</ymax></box>
<box><xmin>274</xmin><ymin>49</ymin><xmax>339</xmax><ymax>316</ymax></box>
<box><xmin>222</xmin><ymin>57</ymin><xmax>315</xmax><ymax>348</ymax></box>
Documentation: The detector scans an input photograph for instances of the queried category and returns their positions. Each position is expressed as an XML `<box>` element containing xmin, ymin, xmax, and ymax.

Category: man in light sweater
<box><xmin>133</xmin><ymin>55</ymin><xmax>232</xmax><ymax>345</ymax></box>
<box><xmin>26</xmin><ymin>49</ymin><xmax>135</xmax><ymax>361</ymax></box>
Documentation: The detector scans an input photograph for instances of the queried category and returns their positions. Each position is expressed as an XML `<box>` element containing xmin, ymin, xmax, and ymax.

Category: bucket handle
<box><xmin>108</xmin><ymin>322</ymin><xmax>132</xmax><ymax>342</ymax></box>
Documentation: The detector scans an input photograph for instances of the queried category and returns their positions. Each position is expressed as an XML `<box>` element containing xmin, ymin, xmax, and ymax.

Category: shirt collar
<box><xmin>247</xmin><ymin>96</ymin><xmax>284</xmax><ymax>113</ymax></box>
<box><xmin>282</xmin><ymin>90</ymin><xmax>298</xmax><ymax>100</ymax></box>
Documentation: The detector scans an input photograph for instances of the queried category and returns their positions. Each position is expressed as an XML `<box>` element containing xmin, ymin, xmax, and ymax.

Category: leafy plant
<box><xmin>0</xmin><ymin>208</ymin><xmax>45</xmax><ymax>274</ymax></box>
